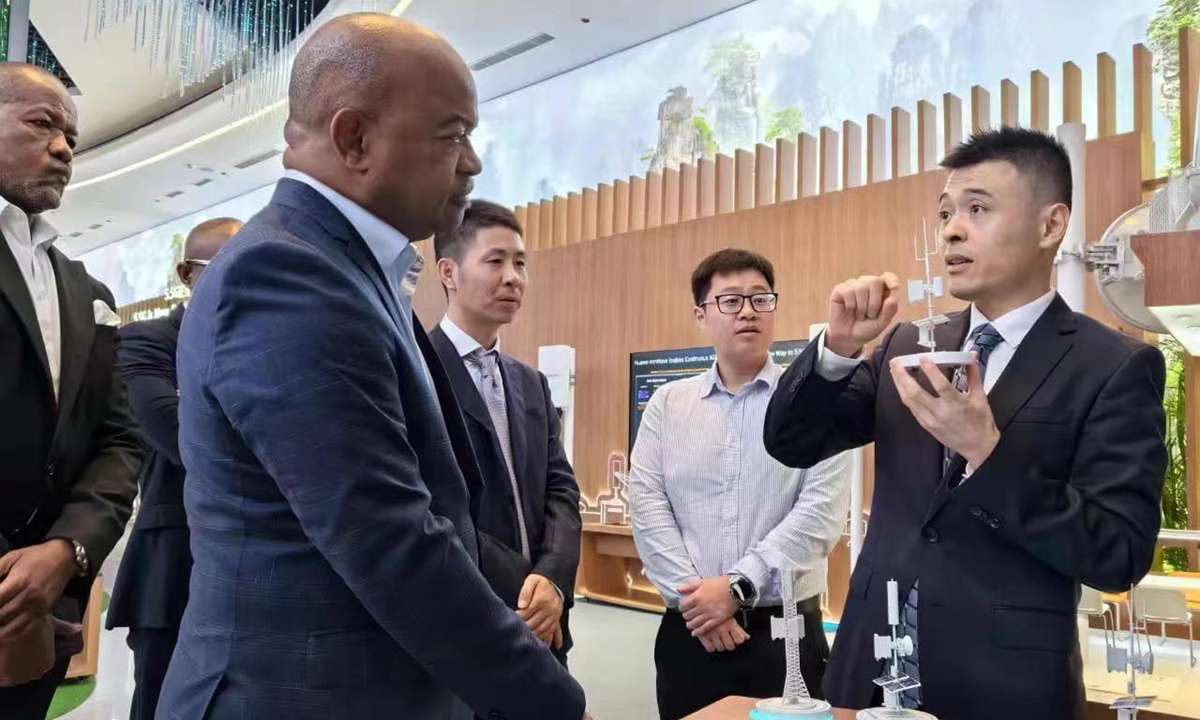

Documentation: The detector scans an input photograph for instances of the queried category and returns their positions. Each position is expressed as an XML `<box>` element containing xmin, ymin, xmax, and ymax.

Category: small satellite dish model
<box><xmin>1106</xmin><ymin>589</ymin><xmax>1156</xmax><ymax>719</ymax></box>
<box><xmin>894</xmin><ymin>221</ymin><xmax>972</xmax><ymax>369</ymax></box>
<box><xmin>750</xmin><ymin>568</ymin><xmax>834</xmax><ymax>720</ymax></box>
<box><xmin>856</xmin><ymin>579</ymin><xmax>937</xmax><ymax>720</ymax></box>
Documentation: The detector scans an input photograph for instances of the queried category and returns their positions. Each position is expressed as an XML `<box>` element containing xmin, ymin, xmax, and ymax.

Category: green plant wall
<box><xmin>1160</xmin><ymin>337</ymin><xmax>1191</xmax><ymax>571</ymax></box>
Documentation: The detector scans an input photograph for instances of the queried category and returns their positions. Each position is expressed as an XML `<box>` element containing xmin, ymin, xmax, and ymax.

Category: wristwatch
<box><xmin>69</xmin><ymin>540</ymin><xmax>89</xmax><ymax>577</ymax></box>
<box><xmin>728</xmin><ymin>574</ymin><xmax>756</xmax><ymax>608</ymax></box>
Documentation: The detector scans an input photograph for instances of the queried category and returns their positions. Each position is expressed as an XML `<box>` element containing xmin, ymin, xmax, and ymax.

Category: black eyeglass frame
<box><xmin>698</xmin><ymin>292</ymin><xmax>780</xmax><ymax>315</ymax></box>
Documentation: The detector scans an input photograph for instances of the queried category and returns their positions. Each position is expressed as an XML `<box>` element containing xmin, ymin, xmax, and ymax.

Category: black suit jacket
<box><xmin>106</xmin><ymin>303</ymin><xmax>192</xmax><ymax>631</ymax></box>
<box><xmin>428</xmin><ymin>326</ymin><xmax>582</xmax><ymax>653</ymax></box>
<box><xmin>0</xmin><ymin>235</ymin><xmax>141</xmax><ymax>615</ymax></box>
<box><xmin>764</xmin><ymin>296</ymin><xmax>1166</xmax><ymax>720</ymax></box>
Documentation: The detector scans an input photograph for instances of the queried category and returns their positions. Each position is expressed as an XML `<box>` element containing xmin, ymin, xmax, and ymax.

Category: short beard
<box><xmin>0</xmin><ymin>179</ymin><xmax>62</xmax><ymax>216</ymax></box>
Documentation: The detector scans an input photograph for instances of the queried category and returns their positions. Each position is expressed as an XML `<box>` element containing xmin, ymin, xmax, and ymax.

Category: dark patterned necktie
<box><xmin>942</xmin><ymin>323</ymin><xmax>1004</xmax><ymax>472</ymax></box>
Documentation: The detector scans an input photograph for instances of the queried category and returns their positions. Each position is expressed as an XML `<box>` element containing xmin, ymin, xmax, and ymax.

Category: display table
<box><xmin>683</xmin><ymin>697</ymin><xmax>857</xmax><ymax>720</ymax></box>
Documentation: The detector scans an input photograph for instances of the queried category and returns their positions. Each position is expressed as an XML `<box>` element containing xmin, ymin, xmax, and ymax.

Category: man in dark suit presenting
<box><xmin>105</xmin><ymin>217</ymin><xmax>241</xmax><ymax>720</ymax></box>
<box><xmin>429</xmin><ymin>200</ymin><xmax>583</xmax><ymax>665</ymax></box>
<box><xmin>157</xmin><ymin>15</ymin><xmax>586</xmax><ymax>720</ymax></box>
<box><xmin>764</xmin><ymin>128</ymin><xmax>1167</xmax><ymax>720</ymax></box>
<box><xmin>0</xmin><ymin>63</ymin><xmax>142</xmax><ymax>719</ymax></box>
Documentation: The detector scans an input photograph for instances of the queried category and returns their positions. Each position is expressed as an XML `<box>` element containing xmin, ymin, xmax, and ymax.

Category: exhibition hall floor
<box><xmin>57</xmin><ymin>533</ymin><xmax>1198</xmax><ymax>720</ymax></box>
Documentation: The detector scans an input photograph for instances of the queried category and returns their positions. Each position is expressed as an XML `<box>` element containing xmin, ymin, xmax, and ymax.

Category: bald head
<box><xmin>286</xmin><ymin>13</ymin><xmax>468</xmax><ymax>134</ymax></box>
<box><xmin>178</xmin><ymin>217</ymin><xmax>241</xmax><ymax>290</ymax></box>
<box><xmin>281</xmin><ymin>12</ymin><xmax>482</xmax><ymax>242</ymax></box>
<box><xmin>0</xmin><ymin>63</ymin><xmax>68</xmax><ymax>105</ymax></box>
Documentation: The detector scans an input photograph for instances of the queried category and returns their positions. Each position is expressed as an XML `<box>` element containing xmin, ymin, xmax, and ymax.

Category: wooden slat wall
<box><xmin>680</xmin><ymin>163</ymin><xmax>698</xmax><ymax>221</ymax></box>
<box><xmin>971</xmin><ymin>85</ymin><xmax>991</xmax><ymax>133</ymax></box>
<box><xmin>629</xmin><ymin>176</ymin><xmax>646</xmax><ymax>232</ymax></box>
<box><xmin>553</xmin><ymin>196</ymin><xmax>568</xmax><ymax>249</ymax></box>
<box><xmin>698</xmin><ymin>158</ymin><xmax>717</xmax><ymax>217</ymax></box>
<box><xmin>798</xmin><ymin>133</ymin><xmax>819</xmax><ymax>197</ymax></box>
<box><xmin>735</xmin><ymin>149</ymin><xmax>756</xmax><ymax>210</ymax></box>
<box><xmin>820</xmin><ymin>126</ymin><xmax>840</xmax><ymax>193</ymax></box>
<box><xmin>540</xmin><ymin>199</ymin><xmax>555</xmax><ymax>249</ymax></box>
<box><xmin>525</xmin><ymin>202</ymin><xmax>540</xmax><ymax>250</ymax></box>
<box><xmin>1000</xmin><ymin>79</ymin><xmax>1019</xmax><ymax>128</ymax></box>
<box><xmin>756</xmin><ymin>143</ymin><xmax>776</xmax><ymax>205</ymax></box>
<box><xmin>567</xmin><ymin>192</ymin><xmax>583</xmax><ymax>244</ymax></box>
<box><xmin>598</xmin><ymin>184</ymin><xmax>614</xmax><ymax>238</ymax></box>
<box><xmin>917</xmin><ymin>101</ymin><xmax>936</xmax><ymax>172</ymax></box>
<box><xmin>582</xmin><ymin>189</ymin><xmax>598</xmax><ymax>242</ymax></box>
<box><xmin>1133</xmin><ymin>44</ymin><xmax>1155</xmax><ymax>181</ymax></box>
<box><xmin>776</xmin><ymin>139</ymin><xmax>797</xmax><ymax>202</ymax></box>
<box><xmin>662</xmin><ymin>168</ymin><xmax>681</xmax><ymax>226</ymax></box>
<box><xmin>717</xmin><ymin>154</ymin><xmax>736</xmax><ymax>214</ymax></box>
<box><xmin>645</xmin><ymin>172</ymin><xmax>663</xmax><ymax>229</ymax></box>
<box><xmin>1097</xmin><ymin>53</ymin><xmax>1117</xmax><ymax>138</ymax></box>
<box><xmin>943</xmin><ymin>94</ymin><xmax>962</xmax><ymax>158</ymax></box>
<box><xmin>515</xmin><ymin>205</ymin><xmax>528</xmax><ymax>236</ymax></box>
<box><xmin>613</xmin><ymin>180</ymin><xmax>630</xmax><ymax>234</ymax></box>
<box><xmin>843</xmin><ymin>121</ymin><xmax>863</xmax><ymax>188</ymax></box>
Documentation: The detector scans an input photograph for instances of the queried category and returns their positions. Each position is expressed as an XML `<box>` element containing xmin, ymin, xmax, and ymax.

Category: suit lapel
<box><xmin>984</xmin><ymin>295</ymin><xmax>1076</xmax><ymax>432</ymax></box>
<box><xmin>345</xmin><ymin>239</ymin><xmax>405</xmax><ymax>335</ymax></box>
<box><xmin>50</xmin><ymin>250</ymin><xmax>95</xmax><ymax>442</ymax></box>
<box><xmin>922</xmin><ymin>310</ymin><xmax>971</xmax><ymax>519</ymax></box>
<box><xmin>0</xmin><ymin>234</ymin><xmax>53</xmax><ymax>392</ymax></box>
<box><xmin>430</xmin><ymin>327</ymin><xmax>496</xmax><ymax>432</ymax></box>
<box><xmin>498</xmin><ymin>354</ymin><xmax>529</xmax><ymax>496</ymax></box>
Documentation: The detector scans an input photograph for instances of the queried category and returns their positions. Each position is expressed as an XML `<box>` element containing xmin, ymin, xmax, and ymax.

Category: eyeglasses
<box><xmin>700</xmin><ymin>292</ymin><xmax>779</xmax><ymax>315</ymax></box>
<box><xmin>183</xmin><ymin>259</ymin><xmax>210</xmax><ymax>268</ymax></box>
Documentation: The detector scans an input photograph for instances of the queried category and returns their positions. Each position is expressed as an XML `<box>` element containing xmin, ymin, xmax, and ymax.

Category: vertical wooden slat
<box><xmin>775</xmin><ymin>138</ymin><xmax>797</xmax><ymax>202</ymax></box>
<box><xmin>867</xmin><ymin>114</ymin><xmax>887</xmax><ymax>184</ymax></box>
<box><xmin>1000</xmin><ymin>79</ymin><xmax>1019</xmax><ymax>128</ymax></box>
<box><xmin>698</xmin><ymin>158</ymin><xmax>717</xmax><ymax>218</ymax></box>
<box><xmin>1062</xmin><ymin>61</ymin><xmax>1083</xmax><ymax>124</ymax></box>
<box><xmin>662</xmin><ymin>168</ymin><xmax>681</xmax><ymax>225</ymax></box>
<box><xmin>645</xmin><ymin>171</ymin><xmax>663</xmax><ymax>229</ymax></box>
<box><xmin>1133</xmin><ymin>44</ymin><xmax>1155</xmax><ymax>180</ymax></box>
<box><xmin>1182</xmin><ymin>27</ymin><xmax>1200</xmax><ymax>166</ymax></box>
<box><xmin>820</xmin><ymin>126</ymin><xmax>840</xmax><ymax>193</ymax></box>
<box><xmin>514</xmin><ymin>205</ymin><xmax>528</xmax><ymax>236</ymax></box>
<box><xmin>1097</xmin><ymin>53</ymin><xmax>1117</xmax><ymax>137</ymax></box>
<box><xmin>613</xmin><ymin>180</ymin><xmax>630</xmax><ymax>234</ymax></box>
<box><xmin>716</xmin><ymin>154</ymin><xmax>735</xmax><ymax>214</ymax></box>
<box><xmin>755</xmin><ymin>143</ymin><xmax>776</xmax><ymax>206</ymax></box>
<box><xmin>843</xmin><ymin>120</ymin><xmax>863</xmax><ymax>188</ymax></box>
<box><xmin>798</xmin><ymin>133</ymin><xmax>818</xmax><ymax>198</ymax></box>
<box><xmin>891</xmin><ymin>107</ymin><xmax>912</xmax><ymax>179</ymax></box>
<box><xmin>734</xmin><ymin>149</ymin><xmax>755</xmax><ymax>210</ymax></box>
<box><xmin>567</xmin><ymin>192</ymin><xmax>583</xmax><ymax>244</ymax></box>
<box><xmin>1030</xmin><ymin>70</ymin><xmax>1050</xmax><ymax>132</ymax></box>
<box><xmin>540</xmin><ymin>199</ymin><xmax>555</xmax><ymax>248</ymax></box>
<box><xmin>628</xmin><ymin>176</ymin><xmax>646</xmax><ymax>231</ymax></box>
<box><xmin>582</xmin><ymin>188</ymin><xmax>598</xmax><ymax>241</ymax></box>
<box><xmin>971</xmin><ymin>85</ymin><xmax>991</xmax><ymax>133</ymax></box>
<box><xmin>552</xmin><ymin>196</ymin><xmax>568</xmax><ymax>248</ymax></box>
<box><xmin>917</xmin><ymin>101</ymin><xmax>937</xmax><ymax>172</ymax></box>
<box><xmin>524</xmin><ymin>202</ymin><xmax>540</xmax><ymax>250</ymax></box>
<box><xmin>943</xmin><ymin>94</ymin><xmax>963</xmax><ymax>159</ymax></box>
<box><xmin>597</xmin><ymin>183</ymin><xmax>614</xmax><ymax>238</ymax></box>
<box><xmin>680</xmin><ymin>163</ymin><xmax>699</xmax><ymax>221</ymax></box>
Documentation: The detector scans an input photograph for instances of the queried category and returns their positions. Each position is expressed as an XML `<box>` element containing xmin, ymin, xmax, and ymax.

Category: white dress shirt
<box><xmin>1</xmin><ymin>197</ymin><xmax>62</xmax><ymax>398</ymax></box>
<box><xmin>629</xmin><ymin>359</ymin><xmax>851</xmax><ymax>608</ymax></box>
<box><xmin>815</xmin><ymin>290</ymin><xmax>1058</xmax><ymax>476</ymax></box>
<box><xmin>439</xmin><ymin>315</ymin><xmax>503</xmax><ymax>390</ymax></box>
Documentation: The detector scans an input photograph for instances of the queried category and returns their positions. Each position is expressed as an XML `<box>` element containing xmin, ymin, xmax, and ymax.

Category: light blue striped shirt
<box><xmin>629</xmin><ymin>359</ymin><xmax>851</xmax><ymax>608</ymax></box>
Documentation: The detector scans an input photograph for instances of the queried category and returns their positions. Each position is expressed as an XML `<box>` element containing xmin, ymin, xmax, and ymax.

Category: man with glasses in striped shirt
<box><xmin>630</xmin><ymin>248</ymin><xmax>851</xmax><ymax>720</ymax></box>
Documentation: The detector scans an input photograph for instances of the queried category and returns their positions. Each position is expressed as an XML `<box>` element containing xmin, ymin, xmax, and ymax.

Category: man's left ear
<box><xmin>1040</xmin><ymin>203</ymin><xmax>1071</xmax><ymax>251</ymax></box>
<box><xmin>437</xmin><ymin>257</ymin><xmax>457</xmax><ymax>292</ymax></box>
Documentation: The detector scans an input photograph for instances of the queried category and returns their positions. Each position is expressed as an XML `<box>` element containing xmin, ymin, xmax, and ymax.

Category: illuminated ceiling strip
<box><xmin>67</xmin><ymin>0</ymin><xmax>418</xmax><ymax>193</ymax></box>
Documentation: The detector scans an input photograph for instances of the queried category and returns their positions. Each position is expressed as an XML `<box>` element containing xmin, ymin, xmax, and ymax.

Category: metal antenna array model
<box><xmin>1107</xmin><ymin>589</ymin><xmax>1156</xmax><ymax>719</ymax></box>
<box><xmin>895</xmin><ymin>221</ymin><xmax>971</xmax><ymax>369</ymax></box>
<box><xmin>751</xmin><ymin>568</ymin><xmax>833</xmax><ymax>720</ymax></box>
<box><xmin>856</xmin><ymin>579</ymin><xmax>937</xmax><ymax>720</ymax></box>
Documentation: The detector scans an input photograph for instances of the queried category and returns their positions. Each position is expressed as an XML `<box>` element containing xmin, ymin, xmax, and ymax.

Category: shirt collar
<box><xmin>699</xmin><ymin>357</ymin><xmax>781</xmax><ymax>398</ymax></box>
<box><xmin>439</xmin><ymin>315</ymin><xmax>499</xmax><ymax>358</ymax></box>
<box><xmin>968</xmin><ymin>289</ymin><xmax>1057</xmax><ymax>348</ymax></box>
<box><xmin>0</xmin><ymin>195</ymin><xmax>59</xmax><ymax>249</ymax></box>
<box><xmin>283</xmin><ymin>170</ymin><xmax>410</xmax><ymax>275</ymax></box>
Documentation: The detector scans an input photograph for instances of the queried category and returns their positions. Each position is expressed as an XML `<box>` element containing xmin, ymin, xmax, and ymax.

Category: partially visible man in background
<box><xmin>106</xmin><ymin>217</ymin><xmax>241</xmax><ymax>720</ymax></box>
<box><xmin>430</xmin><ymin>200</ymin><xmax>582</xmax><ymax>666</ymax></box>
<box><xmin>0</xmin><ymin>62</ymin><xmax>142</xmax><ymax>719</ymax></box>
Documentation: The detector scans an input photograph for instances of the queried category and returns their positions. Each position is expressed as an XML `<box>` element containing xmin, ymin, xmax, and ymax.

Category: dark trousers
<box><xmin>0</xmin><ymin>654</ymin><xmax>71</xmax><ymax>720</ymax></box>
<box><xmin>654</xmin><ymin>598</ymin><xmax>829</xmax><ymax>720</ymax></box>
<box><xmin>126</xmin><ymin>626</ymin><xmax>181</xmax><ymax>720</ymax></box>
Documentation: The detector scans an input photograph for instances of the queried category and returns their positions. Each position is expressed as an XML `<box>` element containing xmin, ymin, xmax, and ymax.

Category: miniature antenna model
<box><xmin>856</xmin><ymin>579</ymin><xmax>937</xmax><ymax>720</ymax></box>
<box><xmin>751</xmin><ymin>568</ymin><xmax>833</xmax><ymax>720</ymax></box>
<box><xmin>1107</xmin><ymin>589</ymin><xmax>1156</xmax><ymax>719</ymax></box>
<box><xmin>895</xmin><ymin>221</ymin><xmax>972</xmax><ymax>369</ymax></box>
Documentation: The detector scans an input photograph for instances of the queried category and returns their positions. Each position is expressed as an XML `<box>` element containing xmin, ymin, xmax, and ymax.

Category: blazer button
<box><xmin>923</xmin><ymin>527</ymin><xmax>940</xmax><ymax>543</ymax></box>
<box><xmin>45</xmin><ymin>462</ymin><xmax>55</xmax><ymax>480</ymax></box>
<box><xmin>988</xmin><ymin>519</ymin><xmax>1001</xmax><ymax>530</ymax></box>
<box><xmin>969</xmin><ymin>506</ymin><xmax>983</xmax><ymax>518</ymax></box>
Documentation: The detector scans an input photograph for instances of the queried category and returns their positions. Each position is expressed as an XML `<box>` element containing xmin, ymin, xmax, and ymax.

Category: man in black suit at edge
<box><xmin>428</xmin><ymin>200</ymin><xmax>582</xmax><ymax>665</ymax></box>
<box><xmin>105</xmin><ymin>217</ymin><xmax>242</xmax><ymax>720</ymax></box>
<box><xmin>0</xmin><ymin>62</ymin><xmax>142</xmax><ymax>719</ymax></box>
<box><xmin>763</xmin><ymin>128</ymin><xmax>1167</xmax><ymax>720</ymax></box>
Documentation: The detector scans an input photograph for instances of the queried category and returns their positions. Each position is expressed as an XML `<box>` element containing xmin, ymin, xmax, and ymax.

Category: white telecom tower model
<box><xmin>750</xmin><ymin>568</ymin><xmax>834</xmax><ymax>720</ymax></box>
<box><xmin>1106</xmin><ymin>589</ymin><xmax>1156</xmax><ymax>719</ymax></box>
<box><xmin>856</xmin><ymin>579</ymin><xmax>937</xmax><ymax>720</ymax></box>
<box><xmin>894</xmin><ymin>220</ymin><xmax>972</xmax><ymax>369</ymax></box>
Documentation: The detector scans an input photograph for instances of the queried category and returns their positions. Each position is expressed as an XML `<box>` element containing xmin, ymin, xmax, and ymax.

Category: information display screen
<box><xmin>628</xmin><ymin>339</ymin><xmax>808</xmax><ymax>452</ymax></box>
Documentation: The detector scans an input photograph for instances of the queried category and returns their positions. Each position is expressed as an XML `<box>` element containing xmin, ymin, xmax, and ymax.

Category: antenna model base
<box><xmin>751</xmin><ymin>698</ymin><xmax>833</xmax><ymax>720</ymax></box>
<box><xmin>857</xmin><ymin>708</ymin><xmax>938</xmax><ymax>720</ymax></box>
<box><xmin>892</xmin><ymin>351</ymin><xmax>972</xmax><ymax>369</ymax></box>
